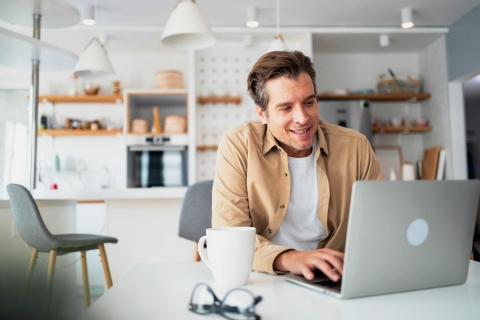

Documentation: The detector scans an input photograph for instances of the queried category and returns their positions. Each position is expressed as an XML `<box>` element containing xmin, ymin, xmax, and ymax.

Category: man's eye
<box><xmin>281</xmin><ymin>107</ymin><xmax>291</xmax><ymax>111</ymax></box>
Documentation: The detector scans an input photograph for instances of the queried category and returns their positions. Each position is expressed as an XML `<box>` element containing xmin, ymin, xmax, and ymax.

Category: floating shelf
<box><xmin>197</xmin><ymin>145</ymin><xmax>219</xmax><ymax>151</ymax></box>
<box><xmin>371</xmin><ymin>126</ymin><xmax>433</xmax><ymax>134</ymax></box>
<box><xmin>37</xmin><ymin>95</ymin><xmax>123</xmax><ymax>103</ymax></box>
<box><xmin>317</xmin><ymin>93</ymin><xmax>431</xmax><ymax>102</ymax></box>
<box><xmin>197</xmin><ymin>96</ymin><xmax>242</xmax><ymax>105</ymax></box>
<box><xmin>39</xmin><ymin>129</ymin><xmax>122</xmax><ymax>136</ymax></box>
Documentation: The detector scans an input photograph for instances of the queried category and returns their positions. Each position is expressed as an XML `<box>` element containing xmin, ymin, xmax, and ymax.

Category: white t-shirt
<box><xmin>269</xmin><ymin>138</ymin><xmax>327</xmax><ymax>251</ymax></box>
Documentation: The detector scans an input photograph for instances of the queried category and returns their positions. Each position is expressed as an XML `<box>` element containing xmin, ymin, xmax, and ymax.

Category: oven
<box><xmin>127</xmin><ymin>135</ymin><xmax>188</xmax><ymax>188</ymax></box>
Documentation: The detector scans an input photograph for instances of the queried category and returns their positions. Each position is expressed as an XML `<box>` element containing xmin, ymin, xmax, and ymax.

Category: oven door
<box><xmin>127</xmin><ymin>145</ymin><xmax>188</xmax><ymax>188</ymax></box>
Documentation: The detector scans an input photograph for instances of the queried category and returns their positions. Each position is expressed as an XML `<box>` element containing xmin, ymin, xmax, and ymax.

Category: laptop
<box><xmin>285</xmin><ymin>180</ymin><xmax>480</xmax><ymax>299</ymax></box>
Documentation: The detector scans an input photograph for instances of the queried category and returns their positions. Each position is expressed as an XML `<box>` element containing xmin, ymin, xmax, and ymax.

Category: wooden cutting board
<box><xmin>421</xmin><ymin>146</ymin><xmax>441</xmax><ymax>180</ymax></box>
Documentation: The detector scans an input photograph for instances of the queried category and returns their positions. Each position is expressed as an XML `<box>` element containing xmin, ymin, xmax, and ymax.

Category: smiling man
<box><xmin>212</xmin><ymin>51</ymin><xmax>382</xmax><ymax>282</ymax></box>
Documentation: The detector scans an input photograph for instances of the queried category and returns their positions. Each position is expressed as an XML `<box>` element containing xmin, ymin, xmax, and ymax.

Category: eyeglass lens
<box><xmin>191</xmin><ymin>284</ymin><xmax>216</xmax><ymax>314</ymax></box>
<box><xmin>222</xmin><ymin>289</ymin><xmax>256</xmax><ymax>320</ymax></box>
<box><xmin>190</xmin><ymin>284</ymin><xmax>259</xmax><ymax>320</ymax></box>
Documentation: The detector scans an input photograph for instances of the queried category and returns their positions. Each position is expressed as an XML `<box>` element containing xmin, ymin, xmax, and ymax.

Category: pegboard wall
<box><xmin>195</xmin><ymin>44</ymin><xmax>264</xmax><ymax>181</ymax></box>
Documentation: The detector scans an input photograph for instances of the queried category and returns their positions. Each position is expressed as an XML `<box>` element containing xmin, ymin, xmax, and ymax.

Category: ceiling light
<box><xmin>73</xmin><ymin>37</ymin><xmax>114</xmax><ymax>77</ymax></box>
<box><xmin>268</xmin><ymin>0</ymin><xmax>288</xmax><ymax>52</ymax></box>
<box><xmin>246</xmin><ymin>7</ymin><xmax>259</xmax><ymax>28</ymax></box>
<box><xmin>161</xmin><ymin>0</ymin><xmax>216</xmax><ymax>50</ymax></box>
<box><xmin>379</xmin><ymin>34</ymin><xmax>389</xmax><ymax>47</ymax></box>
<box><xmin>82</xmin><ymin>5</ymin><xmax>96</xmax><ymax>26</ymax></box>
<box><xmin>401</xmin><ymin>7</ymin><xmax>414</xmax><ymax>29</ymax></box>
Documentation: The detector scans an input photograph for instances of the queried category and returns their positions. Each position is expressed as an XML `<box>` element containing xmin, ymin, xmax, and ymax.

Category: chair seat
<box><xmin>49</xmin><ymin>233</ymin><xmax>118</xmax><ymax>254</ymax></box>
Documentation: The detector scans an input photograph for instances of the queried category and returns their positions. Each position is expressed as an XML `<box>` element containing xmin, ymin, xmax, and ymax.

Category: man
<box><xmin>212</xmin><ymin>51</ymin><xmax>382</xmax><ymax>282</ymax></box>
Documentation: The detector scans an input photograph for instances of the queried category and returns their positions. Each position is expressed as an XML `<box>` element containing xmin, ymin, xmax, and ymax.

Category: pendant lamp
<box><xmin>73</xmin><ymin>36</ymin><xmax>114</xmax><ymax>76</ymax></box>
<box><xmin>268</xmin><ymin>0</ymin><xmax>287</xmax><ymax>52</ymax></box>
<box><xmin>161</xmin><ymin>0</ymin><xmax>216</xmax><ymax>50</ymax></box>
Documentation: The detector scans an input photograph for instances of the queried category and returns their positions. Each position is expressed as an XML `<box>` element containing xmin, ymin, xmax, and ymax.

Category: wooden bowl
<box><xmin>84</xmin><ymin>85</ymin><xmax>100</xmax><ymax>95</ymax></box>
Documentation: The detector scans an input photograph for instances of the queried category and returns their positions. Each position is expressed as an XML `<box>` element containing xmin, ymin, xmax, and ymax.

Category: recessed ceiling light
<box><xmin>246</xmin><ymin>7</ymin><xmax>259</xmax><ymax>28</ymax></box>
<box><xmin>82</xmin><ymin>5</ymin><xmax>96</xmax><ymax>26</ymax></box>
<box><xmin>401</xmin><ymin>7</ymin><xmax>414</xmax><ymax>29</ymax></box>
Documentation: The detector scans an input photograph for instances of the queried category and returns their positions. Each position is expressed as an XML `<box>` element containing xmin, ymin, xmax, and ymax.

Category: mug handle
<box><xmin>197</xmin><ymin>236</ymin><xmax>211</xmax><ymax>269</ymax></box>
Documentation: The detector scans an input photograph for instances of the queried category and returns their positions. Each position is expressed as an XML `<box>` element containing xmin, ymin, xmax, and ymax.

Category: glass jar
<box><xmin>68</xmin><ymin>74</ymin><xmax>78</xmax><ymax>96</ymax></box>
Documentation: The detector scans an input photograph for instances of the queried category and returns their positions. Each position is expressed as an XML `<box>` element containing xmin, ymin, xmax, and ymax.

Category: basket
<box><xmin>131</xmin><ymin>118</ymin><xmax>149</xmax><ymax>133</ymax></box>
<box><xmin>155</xmin><ymin>70</ymin><xmax>184</xmax><ymax>89</ymax></box>
<box><xmin>164</xmin><ymin>115</ymin><xmax>187</xmax><ymax>133</ymax></box>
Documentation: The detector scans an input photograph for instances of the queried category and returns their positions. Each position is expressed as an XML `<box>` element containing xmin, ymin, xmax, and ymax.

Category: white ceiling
<box><xmin>1</xmin><ymin>0</ymin><xmax>480</xmax><ymax>54</ymax></box>
<box><xmin>63</xmin><ymin>0</ymin><xmax>480</xmax><ymax>28</ymax></box>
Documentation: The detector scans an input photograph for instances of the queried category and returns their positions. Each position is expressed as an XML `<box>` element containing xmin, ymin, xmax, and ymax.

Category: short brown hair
<box><xmin>247</xmin><ymin>51</ymin><xmax>317</xmax><ymax>111</ymax></box>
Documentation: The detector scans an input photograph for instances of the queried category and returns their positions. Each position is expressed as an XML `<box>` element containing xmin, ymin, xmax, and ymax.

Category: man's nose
<box><xmin>292</xmin><ymin>106</ymin><xmax>309</xmax><ymax>124</ymax></box>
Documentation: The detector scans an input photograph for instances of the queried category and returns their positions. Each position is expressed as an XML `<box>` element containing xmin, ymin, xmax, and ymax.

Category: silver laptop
<box><xmin>285</xmin><ymin>180</ymin><xmax>480</xmax><ymax>299</ymax></box>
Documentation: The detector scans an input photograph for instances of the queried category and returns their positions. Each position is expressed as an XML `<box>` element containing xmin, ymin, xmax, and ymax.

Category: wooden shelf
<box><xmin>317</xmin><ymin>93</ymin><xmax>431</xmax><ymax>102</ymax></box>
<box><xmin>38</xmin><ymin>129</ymin><xmax>123</xmax><ymax>136</ymax></box>
<box><xmin>36</xmin><ymin>95</ymin><xmax>123</xmax><ymax>103</ymax></box>
<box><xmin>197</xmin><ymin>145</ymin><xmax>218</xmax><ymax>151</ymax></box>
<box><xmin>371</xmin><ymin>126</ymin><xmax>433</xmax><ymax>134</ymax></box>
<box><xmin>197</xmin><ymin>96</ymin><xmax>242</xmax><ymax>105</ymax></box>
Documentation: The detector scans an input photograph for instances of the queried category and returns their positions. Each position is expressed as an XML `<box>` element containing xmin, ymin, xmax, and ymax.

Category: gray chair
<box><xmin>6</xmin><ymin>183</ymin><xmax>118</xmax><ymax>310</ymax></box>
<box><xmin>178</xmin><ymin>180</ymin><xmax>213</xmax><ymax>261</ymax></box>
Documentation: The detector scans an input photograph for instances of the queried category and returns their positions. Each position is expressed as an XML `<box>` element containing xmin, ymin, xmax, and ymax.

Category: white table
<box><xmin>78</xmin><ymin>261</ymin><xmax>480</xmax><ymax>319</ymax></box>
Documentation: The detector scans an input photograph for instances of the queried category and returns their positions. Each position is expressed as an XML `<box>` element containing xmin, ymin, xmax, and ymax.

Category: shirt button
<box><xmin>285</xmin><ymin>173</ymin><xmax>288</xmax><ymax>176</ymax></box>
<box><xmin>269</xmin><ymin>229</ymin><xmax>272</xmax><ymax>234</ymax></box>
<box><xmin>280</xmin><ymin>205</ymin><xmax>285</xmax><ymax>209</ymax></box>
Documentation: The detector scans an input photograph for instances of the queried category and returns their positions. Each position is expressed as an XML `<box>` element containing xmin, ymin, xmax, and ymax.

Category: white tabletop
<box><xmin>77</xmin><ymin>261</ymin><xmax>480</xmax><ymax>320</ymax></box>
<box><xmin>0</xmin><ymin>0</ymin><xmax>80</xmax><ymax>28</ymax></box>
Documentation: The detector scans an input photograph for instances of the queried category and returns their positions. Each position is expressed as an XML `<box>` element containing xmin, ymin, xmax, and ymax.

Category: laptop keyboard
<box><xmin>312</xmin><ymin>279</ymin><xmax>342</xmax><ymax>292</ymax></box>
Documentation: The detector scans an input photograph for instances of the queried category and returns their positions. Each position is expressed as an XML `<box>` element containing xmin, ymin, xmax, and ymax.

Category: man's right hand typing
<box><xmin>273</xmin><ymin>248</ymin><xmax>344</xmax><ymax>282</ymax></box>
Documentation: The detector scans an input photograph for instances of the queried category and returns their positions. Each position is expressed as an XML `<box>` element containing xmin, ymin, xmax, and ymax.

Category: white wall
<box><xmin>418</xmin><ymin>36</ymin><xmax>452</xmax><ymax>179</ymax></box>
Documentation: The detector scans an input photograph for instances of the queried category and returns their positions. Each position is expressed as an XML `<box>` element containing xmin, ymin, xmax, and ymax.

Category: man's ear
<box><xmin>256</xmin><ymin>105</ymin><xmax>268</xmax><ymax>124</ymax></box>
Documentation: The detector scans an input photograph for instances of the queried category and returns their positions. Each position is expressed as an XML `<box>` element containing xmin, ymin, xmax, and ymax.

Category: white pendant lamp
<box><xmin>268</xmin><ymin>0</ymin><xmax>288</xmax><ymax>52</ymax></box>
<box><xmin>161</xmin><ymin>0</ymin><xmax>216</xmax><ymax>50</ymax></box>
<box><xmin>401</xmin><ymin>7</ymin><xmax>414</xmax><ymax>29</ymax></box>
<box><xmin>73</xmin><ymin>37</ymin><xmax>114</xmax><ymax>76</ymax></box>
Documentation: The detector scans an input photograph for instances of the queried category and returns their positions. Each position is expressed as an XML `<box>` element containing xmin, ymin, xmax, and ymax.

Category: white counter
<box><xmin>30</xmin><ymin>187</ymin><xmax>187</xmax><ymax>200</ymax></box>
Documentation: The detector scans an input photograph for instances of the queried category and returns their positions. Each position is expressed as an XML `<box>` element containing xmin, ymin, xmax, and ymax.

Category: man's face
<box><xmin>256</xmin><ymin>72</ymin><xmax>319</xmax><ymax>158</ymax></box>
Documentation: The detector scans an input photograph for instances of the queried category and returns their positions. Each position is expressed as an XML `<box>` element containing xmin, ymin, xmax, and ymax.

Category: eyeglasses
<box><xmin>188</xmin><ymin>283</ymin><xmax>262</xmax><ymax>320</ymax></box>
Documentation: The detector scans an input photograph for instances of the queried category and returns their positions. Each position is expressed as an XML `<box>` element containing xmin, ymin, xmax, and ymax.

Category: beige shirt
<box><xmin>212</xmin><ymin>119</ymin><xmax>382</xmax><ymax>274</ymax></box>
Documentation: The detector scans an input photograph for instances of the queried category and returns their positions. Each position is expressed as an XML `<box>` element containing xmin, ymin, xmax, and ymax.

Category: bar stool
<box><xmin>6</xmin><ymin>184</ymin><xmax>118</xmax><ymax>310</ymax></box>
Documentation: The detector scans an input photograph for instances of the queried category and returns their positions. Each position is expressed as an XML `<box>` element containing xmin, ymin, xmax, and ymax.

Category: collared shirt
<box><xmin>212</xmin><ymin>119</ymin><xmax>382</xmax><ymax>275</ymax></box>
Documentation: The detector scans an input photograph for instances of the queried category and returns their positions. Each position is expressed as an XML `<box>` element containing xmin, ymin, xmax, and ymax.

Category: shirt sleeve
<box><xmin>359</xmin><ymin>137</ymin><xmax>383</xmax><ymax>181</ymax></box>
<box><xmin>212</xmin><ymin>130</ymin><xmax>291</xmax><ymax>274</ymax></box>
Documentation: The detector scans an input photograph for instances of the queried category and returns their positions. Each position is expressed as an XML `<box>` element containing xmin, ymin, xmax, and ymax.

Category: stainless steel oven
<box><xmin>127</xmin><ymin>135</ymin><xmax>188</xmax><ymax>188</ymax></box>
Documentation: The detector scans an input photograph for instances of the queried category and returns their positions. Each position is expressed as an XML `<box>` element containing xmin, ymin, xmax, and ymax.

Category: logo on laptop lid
<box><xmin>407</xmin><ymin>219</ymin><xmax>429</xmax><ymax>246</ymax></box>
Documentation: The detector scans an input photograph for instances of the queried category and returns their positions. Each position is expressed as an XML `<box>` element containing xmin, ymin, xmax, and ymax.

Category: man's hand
<box><xmin>273</xmin><ymin>248</ymin><xmax>344</xmax><ymax>281</ymax></box>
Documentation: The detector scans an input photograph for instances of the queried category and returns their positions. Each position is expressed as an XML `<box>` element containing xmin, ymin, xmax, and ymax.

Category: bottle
<box><xmin>40</xmin><ymin>112</ymin><xmax>48</xmax><ymax>130</ymax></box>
<box><xmin>389</xmin><ymin>167</ymin><xmax>397</xmax><ymax>181</ymax></box>
<box><xmin>68</xmin><ymin>74</ymin><xmax>78</xmax><ymax>96</ymax></box>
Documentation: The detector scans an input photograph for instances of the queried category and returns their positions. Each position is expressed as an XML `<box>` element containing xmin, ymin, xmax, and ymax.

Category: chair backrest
<box><xmin>178</xmin><ymin>180</ymin><xmax>213</xmax><ymax>242</ymax></box>
<box><xmin>6</xmin><ymin>184</ymin><xmax>57</xmax><ymax>252</ymax></box>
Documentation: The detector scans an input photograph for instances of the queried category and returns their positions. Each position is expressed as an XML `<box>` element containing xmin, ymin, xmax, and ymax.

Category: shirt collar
<box><xmin>262</xmin><ymin>122</ymin><xmax>330</xmax><ymax>157</ymax></box>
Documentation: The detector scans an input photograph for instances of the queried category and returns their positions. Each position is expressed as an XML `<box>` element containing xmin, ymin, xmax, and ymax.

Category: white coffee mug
<box><xmin>198</xmin><ymin>227</ymin><xmax>256</xmax><ymax>287</ymax></box>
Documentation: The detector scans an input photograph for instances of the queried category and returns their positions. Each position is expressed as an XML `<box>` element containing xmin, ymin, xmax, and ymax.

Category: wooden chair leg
<box><xmin>46</xmin><ymin>250</ymin><xmax>57</xmax><ymax>311</ymax></box>
<box><xmin>98</xmin><ymin>244</ymin><xmax>113</xmax><ymax>289</ymax></box>
<box><xmin>193</xmin><ymin>243</ymin><xmax>201</xmax><ymax>262</ymax></box>
<box><xmin>26</xmin><ymin>248</ymin><xmax>38</xmax><ymax>291</ymax></box>
<box><xmin>81</xmin><ymin>251</ymin><xmax>91</xmax><ymax>308</ymax></box>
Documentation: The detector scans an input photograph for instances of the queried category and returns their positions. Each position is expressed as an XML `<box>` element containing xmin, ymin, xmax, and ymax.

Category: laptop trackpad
<box><xmin>286</xmin><ymin>270</ymin><xmax>342</xmax><ymax>294</ymax></box>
